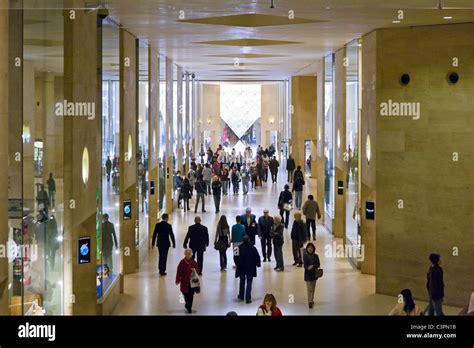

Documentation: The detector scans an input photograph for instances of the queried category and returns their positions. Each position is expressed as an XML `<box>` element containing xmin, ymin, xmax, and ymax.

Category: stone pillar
<box><xmin>315</xmin><ymin>59</ymin><xmax>326</xmax><ymax>221</ymax></box>
<box><xmin>176</xmin><ymin>65</ymin><xmax>183</xmax><ymax>173</ymax></box>
<box><xmin>290</xmin><ymin>76</ymin><xmax>317</xmax><ymax>173</ymax></box>
<box><xmin>63</xmin><ymin>3</ymin><xmax>101</xmax><ymax>315</ymax></box>
<box><xmin>333</xmin><ymin>48</ymin><xmax>347</xmax><ymax>240</ymax></box>
<box><xmin>148</xmin><ymin>46</ymin><xmax>159</xmax><ymax>246</ymax></box>
<box><xmin>165</xmin><ymin>57</ymin><xmax>173</xmax><ymax>213</ymax></box>
<box><xmin>261</xmin><ymin>83</ymin><xmax>280</xmax><ymax>150</ymax></box>
<box><xmin>360</xmin><ymin>32</ymin><xmax>376</xmax><ymax>275</ymax></box>
<box><xmin>185</xmin><ymin>72</ymin><xmax>190</xmax><ymax>173</ymax></box>
<box><xmin>0</xmin><ymin>0</ymin><xmax>9</xmax><ymax>315</ymax></box>
<box><xmin>119</xmin><ymin>28</ymin><xmax>138</xmax><ymax>276</ymax></box>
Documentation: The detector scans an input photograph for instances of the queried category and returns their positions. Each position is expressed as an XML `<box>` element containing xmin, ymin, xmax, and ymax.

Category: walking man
<box><xmin>302</xmin><ymin>195</ymin><xmax>321</xmax><ymax>241</ymax></box>
<box><xmin>235</xmin><ymin>235</ymin><xmax>261</xmax><ymax>304</ymax></box>
<box><xmin>152</xmin><ymin>214</ymin><xmax>176</xmax><ymax>276</ymax></box>
<box><xmin>183</xmin><ymin>216</ymin><xmax>209</xmax><ymax>275</ymax></box>
<box><xmin>257</xmin><ymin>209</ymin><xmax>274</xmax><ymax>262</ymax></box>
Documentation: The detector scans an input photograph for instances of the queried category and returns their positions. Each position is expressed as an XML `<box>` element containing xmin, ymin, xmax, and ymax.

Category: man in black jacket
<box><xmin>183</xmin><ymin>216</ymin><xmax>209</xmax><ymax>275</ymax></box>
<box><xmin>235</xmin><ymin>235</ymin><xmax>261</xmax><ymax>304</ymax></box>
<box><xmin>241</xmin><ymin>208</ymin><xmax>258</xmax><ymax>245</ymax></box>
<box><xmin>151</xmin><ymin>214</ymin><xmax>176</xmax><ymax>276</ymax></box>
<box><xmin>291</xmin><ymin>212</ymin><xmax>307</xmax><ymax>267</ymax></box>
<box><xmin>426</xmin><ymin>253</ymin><xmax>445</xmax><ymax>316</ymax></box>
<box><xmin>257</xmin><ymin>209</ymin><xmax>274</xmax><ymax>262</ymax></box>
<box><xmin>286</xmin><ymin>154</ymin><xmax>296</xmax><ymax>183</ymax></box>
<box><xmin>269</xmin><ymin>157</ymin><xmax>280</xmax><ymax>183</ymax></box>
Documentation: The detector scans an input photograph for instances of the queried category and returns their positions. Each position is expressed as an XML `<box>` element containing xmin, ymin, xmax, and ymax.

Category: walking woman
<box><xmin>176</xmin><ymin>248</ymin><xmax>201</xmax><ymax>314</ymax></box>
<box><xmin>272</xmin><ymin>216</ymin><xmax>285</xmax><ymax>272</ymax></box>
<box><xmin>231</xmin><ymin>167</ymin><xmax>241</xmax><ymax>195</ymax></box>
<box><xmin>215</xmin><ymin>215</ymin><xmax>231</xmax><ymax>271</ymax></box>
<box><xmin>303</xmin><ymin>243</ymin><xmax>320</xmax><ymax>309</ymax></box>
<box><xmin>277</xmin><ymin>185</ymin><xmax>293</xmax><ymax>229</ymax></box>
<box><xmin>181</xmin><ymin>178</ymin><xmax>193</xmax><ymax>212</ymax></box>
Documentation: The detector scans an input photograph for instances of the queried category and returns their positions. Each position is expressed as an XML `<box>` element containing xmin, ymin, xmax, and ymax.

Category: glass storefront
<box><xmin>345</xmin><ymin>39</ymin><xmax>362</xmax><ymax>253</ymax></box>
<box><xmin>324</xmin><ymin>54</ymin><xmax>335</xmax><ymax>233</ymax></box>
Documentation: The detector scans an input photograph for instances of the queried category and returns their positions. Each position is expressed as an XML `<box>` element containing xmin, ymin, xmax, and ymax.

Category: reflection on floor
<box><xmin>112</xmin><ymin>170</ymin><xmax>461</xmax><ymax>316</ymax></box>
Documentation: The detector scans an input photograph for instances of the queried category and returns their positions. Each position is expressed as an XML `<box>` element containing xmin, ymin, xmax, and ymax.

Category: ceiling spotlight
<box><xmin>392</xmin><ymin>20</ymin><xmax>401</xmax><ymax>24</ymax></box>
<box><xmin>443</xmin><ymin>16</ymin><xmax>453</xmax><ymax>20</ymax></box>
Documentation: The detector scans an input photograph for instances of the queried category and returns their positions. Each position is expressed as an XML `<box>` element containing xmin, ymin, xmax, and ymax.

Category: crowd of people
<box><xmin>154</xmin><ymin>144</ymin><xmax>447</xmax><ymax>316</ymax></box>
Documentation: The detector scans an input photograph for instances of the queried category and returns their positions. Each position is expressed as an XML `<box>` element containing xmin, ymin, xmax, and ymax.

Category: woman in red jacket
<box><xmin>176</xmin><ymin>248</ymin><xmax>201</xmax><ymax>314</ymax></box>
<box><xmin>256</xmin><ymin>294</ymin><xmax>282</xmax><ymax>316</ymax></box>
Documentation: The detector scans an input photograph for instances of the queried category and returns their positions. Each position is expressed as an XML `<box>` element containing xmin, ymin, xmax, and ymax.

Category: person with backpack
<box><xmin>291</xmin><ymin>211</ymin><xmax>307</xmax><ymax>267</ymax></box>
<box><xmin>194</xmin><ymin>175</ymin><xmax>207</xmax><ymax>213</ymax></box>
<box><xmin>278</xmin><ymin>185</ymin><xmax>293</xmax><ymax>229</ymax></box>
<box><xmin>303</xmin><ymin>242</ymin><xmax>321</xmax><ymax>308</ymax></box>
<box><xmin>292</xmin><ymin>166</ymin><xmax>305</xmax><ymax>209</ymax></box>
<box><xmin>286</xmin><ymin>154</ymin><xmax>296</xmax><ymax>183</ymax></box>
<box><xmin>215</xmin><ymin>215</ymin><xmax>231</xmax><ymax>271</ymax></box>
<box><xmin>271</xmin><ymin>216</ymin><xmax>285</xmax><ymax>271</ymax></box>
<box><xmin>231</xmin><ymin>167</ymin><xmax>241</xmax><ymax>195</ymax></box>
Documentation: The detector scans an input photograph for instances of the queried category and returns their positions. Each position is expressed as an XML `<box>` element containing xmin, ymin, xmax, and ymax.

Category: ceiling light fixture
<box><xmin>437</xmin><ymin>0</ymin><xmax>443</xmax><ymax>10</ymax></box>
<box><xmin>270</xmin><ymin>0</ymin><xmax>274</xmax><ymax>9</ymax></box>
<box><xmin>392</xmin><ymin>20</ymin><xmax>401</xmax><ymax>24</ymax></box>
<box><xmin>443</xmin><ymin>16</ymin><xmax>453</xmax><ymax>19</ymax></box>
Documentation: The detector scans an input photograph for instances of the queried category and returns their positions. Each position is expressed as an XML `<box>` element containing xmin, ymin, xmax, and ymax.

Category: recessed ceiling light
<box><xmin>443</xmin><ymin>16</ymin><xmax>453</xmax><ymax>20</ymax></box>
<box><xmin>392</xmin><ymin>20</ymin><xmax>401</xmax><ymax>24</ymax></box>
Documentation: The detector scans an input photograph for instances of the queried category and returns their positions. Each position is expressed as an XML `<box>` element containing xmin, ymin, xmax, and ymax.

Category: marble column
<box><xmin>176</xmin><ymin>65</ymin><xmax>183</xmax><ymax>173</ymax></box>
<box><xmin>165</xmin><ymin>57</ymin><xmax>173</xmax><ymax>214</ymax></box>
<box><xmin>315</xmin><ymin>59</ymin><xmax>326</xmax><ymax>221</ymax></box>
<box><xmin>63</xmin><ymin>3</ymin><xmax>101</xmax><ymax>315</ymax></box>
<box><xmin>290</xmin><ymin>76</ymin><xmax>317</xmax><ymax>174</ymax></box>
<box><xmin>119</xmin><ymin>28</ymin><xmax>139</xmax><ymax>276</ymax></box>
<box><xmin>333</xmin><ymin>48</ymin><xmax>347</xmax><ymax>240</ymax></box>
<box><xmin>185</xmin><ymin>72</ymin><xmax>190</xmax><ymax>174</ymax></box>
<box><xmin>0</xmin><ymin>0</ymin><xmax>9</xmax><ymax>315</ymax></box>
<box><xmin>148</xmin><ymin>46</ymin><xmax>159</xmax><ymax>246</ymax></box>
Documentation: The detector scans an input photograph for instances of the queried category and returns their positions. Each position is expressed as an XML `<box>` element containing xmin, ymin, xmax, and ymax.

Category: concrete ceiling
<box><xmin>22</xmin><ymin>0</ymin><xmax>474</xmax><ymax>81</ymax></box>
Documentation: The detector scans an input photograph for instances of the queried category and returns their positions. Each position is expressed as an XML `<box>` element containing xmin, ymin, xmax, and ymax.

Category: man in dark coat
<box><xmin>291</xmin><ymin>211</ymin><xmax>307</xmax><ymax>267</ymax></box>
<box><xmin>152</xmin><ymin>214</ymin><xmax>176</xmax><ymax>276</ymax></box>
<box><xmin>426</xmin><ymin>253</ymin><xmax>445</xmax><ymax>316</ymax></box>
<box><xmin>241</xmin><ymin>208</ymin><xmax>258</xmax><ymax>245</ymax></box>
<box><xmin>235</xmin><ymin>235</ymin><xmax>261</xmax><ymax>304</ymax></box>
<box><xmin>257</xmin><ymin>209</ymin><xmax>274</xmax><ymax>262</ymax></box>
<box><xmin>102</xmin><ymin>214</ymin><xmax>118</xmax><ymax>273</ymax></box>
<box><xmin>269</xmin><ymin>157</ymin><xmax>280</xmax><ymax>183</ymax></box>
<box><xmin>183</xmin><ymin>216</ymin><xmax>209</xmax><ymax>275</ymax></box>
<box><xmin>286</xmin><ymin>154</ymin><xmax>296</xmax><ymax>183</ymax></box>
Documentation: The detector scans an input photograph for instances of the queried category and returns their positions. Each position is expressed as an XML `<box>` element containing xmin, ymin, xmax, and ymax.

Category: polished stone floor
<box><xmin>112</xmin><ymin>170</ymin><xmax>461</xmax><ymax>316</ymax></box>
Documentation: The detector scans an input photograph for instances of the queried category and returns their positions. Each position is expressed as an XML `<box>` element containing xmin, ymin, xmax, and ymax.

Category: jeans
<box><xmin>271</xmin><ymin>171</ymin><xmax>277</xmax><ymax>183</ymax></box>
<box><xmin>204</xmin><ymin>180</ymin><xmax>211</xmax><ymax>194</ymax></box>
<box><xmin>242</xmin><ymin>178</ymin><xmax>250</xmax><ymax>194</ymax></box>
<box><xmin>192</xmin><ymin>249</ymin><xmax>204</xmax><ymax>274</ymax></box>
<box><xmin>288</xmin><ymin>169</ymin><xmax>294</xmax><ymax>183</ymax></box>
<box><xmin>222</xmin><ymin>181</ymin><xmax>228</xmax><ymax>195</ymax></box>
<box><xmin>183</xmin><ymin>286</ymin><xmax>195</xmax><ymax>312</ymax></box>
<box><xmin>295</xmin><ymin>191</ymin><xmax>303</xmax><ymax>209</ymax></box>
<box><xmin>195</xmin><ymin>193</ymin><xmax>205</xmax><ymax>212</ymax></box>
<box><xmin>213</xmin><ymin>194</ymin><xmax>221</xmax><ymax>212</ymax></box>
<box><xmin>292</xmin><ymin>239</ymin><xmax>302</xmax><ymax>264</ymax></box>
<box><xmin>280</xmin><ymin>209</ymin><xmax>290</xmax><ymax>229</ymax></box>
<box><xmin>306</xmin><ymin>219</ymin><xmax>316</xmax><ymax>240</ymax></box>
<box><xmin>219</xmin><ymin>249</ymin><xmax>227</xmax><ymax>269</ymax></box>
<box><xmin>306</xmin><ymin>280</ymin><xmax>317</xmax><ymax>303</ymax></box>
<box><xmin>158</xmin><ymin>246</ymin><xmax>169</xmax><ymax>274</ymax></box>
<box><xmin>232</xmin><ymin>181</ymin><xmax>239</xmax><ymax>194</ymax></box>
<box><xmin>239</xmin><ymin>275</ymin><xmax>253</xmax><ymax>301</ymax></box>
<box><xmin>427</xmin><ymin>298</ymin><xmax>444</xmax><ymax>316</ymax></box>
<box><xmin>260</xmin><ymin>236</ymin><xmax>272</xmax><ymax>260</ymax></box>
<box><xmin>274</xmin><ymin>244</ymin><xmax>284</xmax><ymax>270</ymax></box>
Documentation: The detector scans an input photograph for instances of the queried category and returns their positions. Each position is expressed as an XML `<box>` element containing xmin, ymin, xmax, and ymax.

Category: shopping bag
<box><xmin>190</xmin><ymin>268</ymin><xmax>200</xmax><ymax>289</ymax></box>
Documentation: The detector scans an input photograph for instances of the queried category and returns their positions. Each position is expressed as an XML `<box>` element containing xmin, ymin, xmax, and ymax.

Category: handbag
<box><xmin>283</xmin><ymin>202</ymin><xmax>293</xmax><ymax>211</ymax></box>
<box><xmin>190</xmin><ymin>268</ymin><xmax>201</xmax><ymax>289</ymax></box>
<box><xmin>315</xmin><ymin>268</ymin><xmax>324</xmax><ymax>278</ymax></box>
<box><xmin>214</xmin><ymin>240</ymin><xmax>227</xmax><ymax>251</ymax></box>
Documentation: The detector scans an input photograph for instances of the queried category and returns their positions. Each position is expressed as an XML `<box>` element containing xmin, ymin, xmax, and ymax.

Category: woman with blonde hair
<box><xmin>256</xmin><ymin>294</ymin><xmax>282</xmax><ymax>316</ymax></box>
